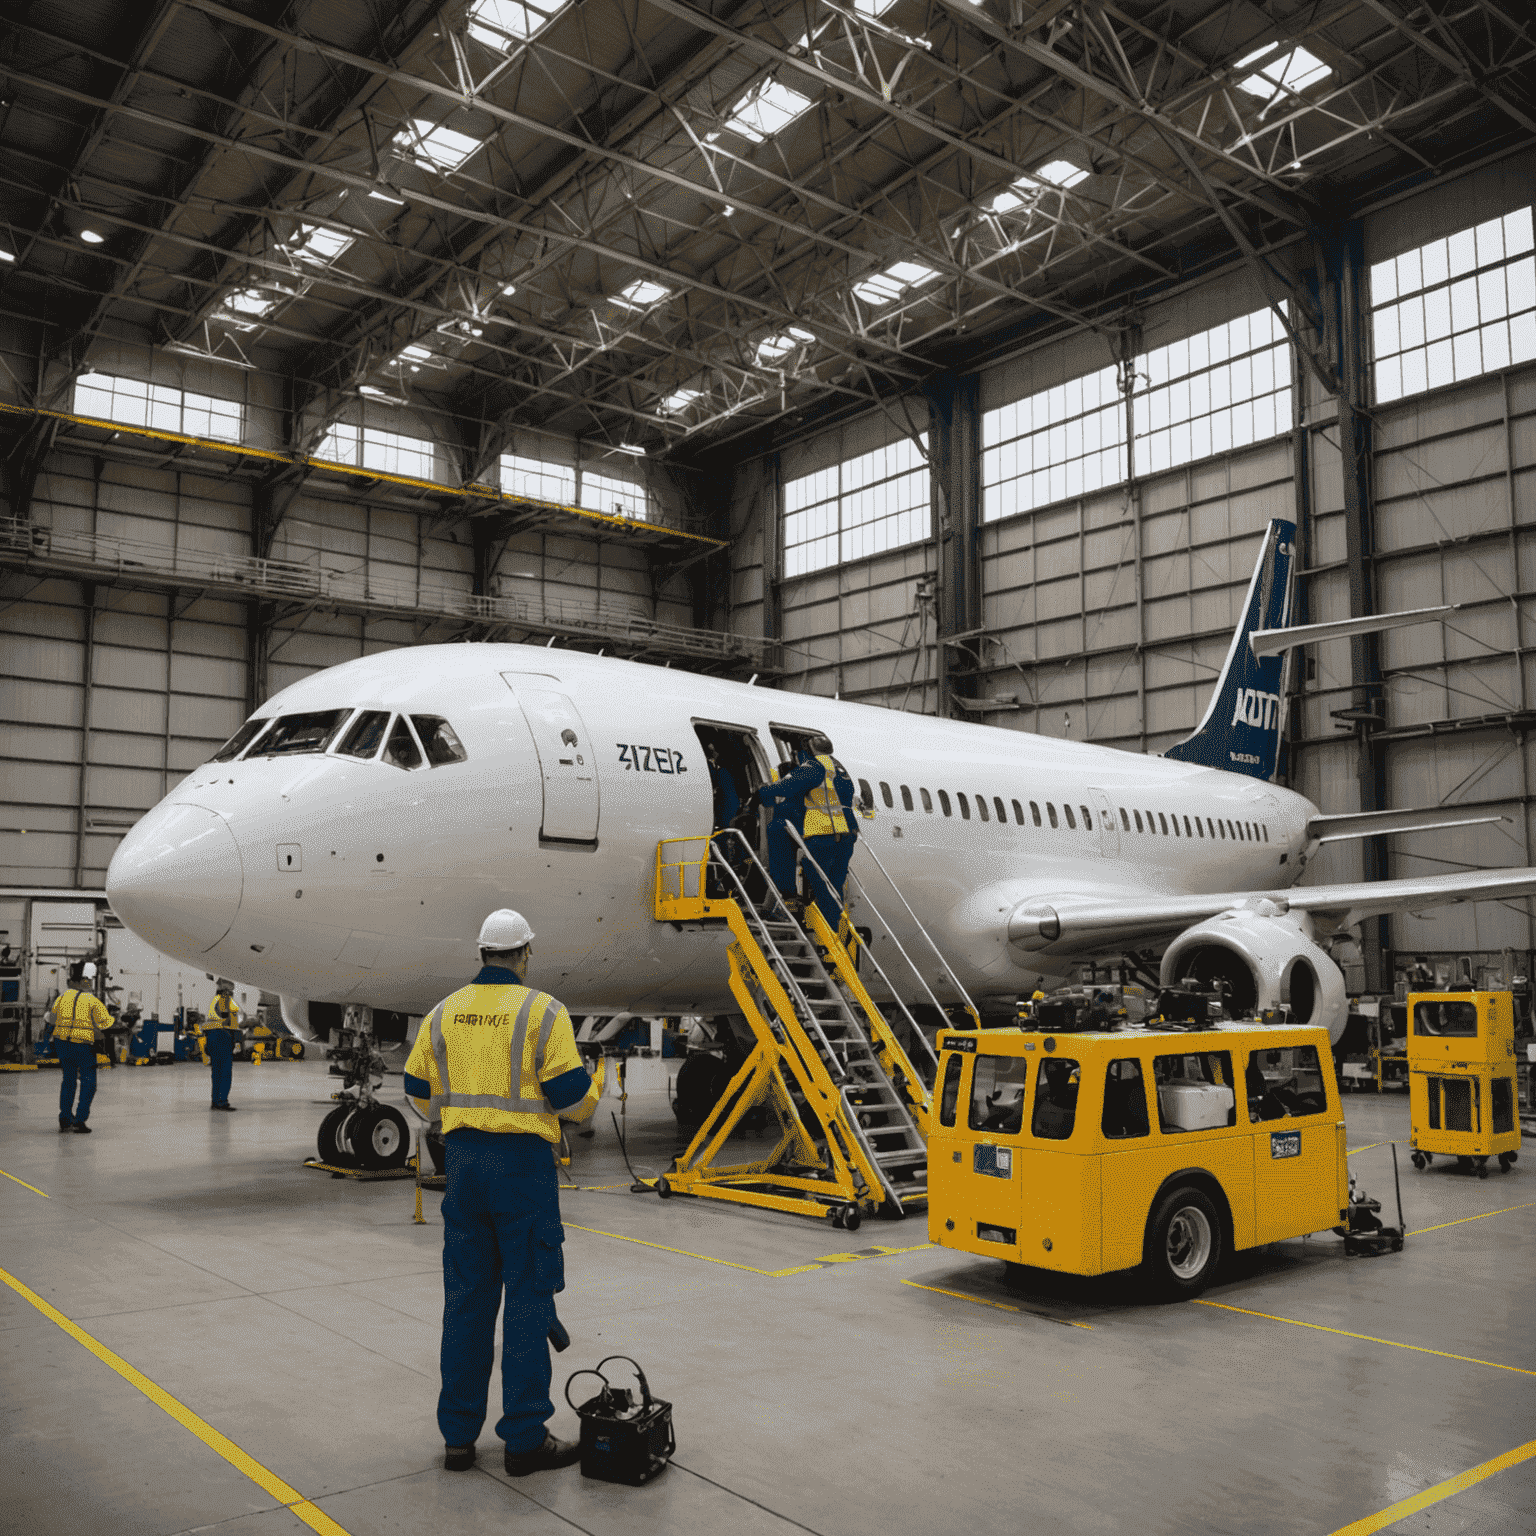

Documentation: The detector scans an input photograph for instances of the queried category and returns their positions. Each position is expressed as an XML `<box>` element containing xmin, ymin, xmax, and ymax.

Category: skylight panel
<box><xmin>221</xmin><ymin>287</ymin><xmax>281</xmax><ymax>325</ymax></box>
<box><xmin>1236</xmin><ymin>45</ymin><xmax>1330</xmax><ymax>103</ymax></box>
<box><xmin>718</xmin><ymin>78</ymin><xmax>814</xmax><ymax>142</ymax></box>
<box><xmin>294</xmin><ymin>224</ymin><xmax>353</xmax><ymax>264</ymax></box>
<box><xmin>755</xmin><ymin>326</ymin><xmax>815</xmax><ymax>364</ymax></box>
<box><xmin>466</xmin><ymin>0</ymin><xmax>567</xmax><ymax>49</ymax></box>
<box><xmin>393</xmin><ymin>118</ymin><xmax>486</xmax><ymax>172</ymax></box>
<box><xmin>660</xmin><ymin>387</ymin><xmax>704</xmax><ymax>413</ymax></box>
<box><xmin>853</xmin><ymin>261</ymin><xmax>938</xmax><ymax>306</ymax></box>
<box><xmin>612</xmin><ymin>278</ymin><xmax>671</xmax><ymax>311</ymax></box>
<box><xmin>1033</xmin><ymin>160</ymin><xmax>1089</xmax><ymax>189</ymax></box>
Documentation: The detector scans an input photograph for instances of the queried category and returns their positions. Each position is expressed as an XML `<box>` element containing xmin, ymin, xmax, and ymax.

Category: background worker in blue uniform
<box><xmin>405</xmin><ymin>909</ymin><xmax>604</xmax><ymax>1477</ymax></box>
<box><xmin>204</xmin><ymin>979</ymin><xmax>240</xmax><ymax>1111</ymax></box>
<box><xmin>48</xmin><ymin>962</ymin><xmax>111</xmax><ymax>1134</ymax></box>
<box><xmin>759</xmin><ymin>738</ymin><xmax>859</xmax><ymax>925</ymax></box>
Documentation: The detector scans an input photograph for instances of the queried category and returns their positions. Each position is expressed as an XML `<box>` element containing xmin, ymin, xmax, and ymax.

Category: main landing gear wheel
<box><xmin>350</xmin><ymin>1104</ymin><xmax>409</xmax><ymax>1170</ymax></box>
<box><xmin>1142</xmin><ymin>1185</ymin><xmax>1224</xmax><ymax>1300</ymax></box>
<box><xmin>317</xmin><ymin>1106</ymin><xmax>354</xmax><ymax>1165</ymax></box>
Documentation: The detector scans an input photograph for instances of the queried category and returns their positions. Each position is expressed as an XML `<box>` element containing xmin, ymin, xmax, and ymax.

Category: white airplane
<box><xmin>106</xmin><ymin>518</ymin><xmax>1536</xmax><ymax>1050</ymax></box>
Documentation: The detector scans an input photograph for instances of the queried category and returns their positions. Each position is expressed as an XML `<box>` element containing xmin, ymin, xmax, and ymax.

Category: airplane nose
<box><xmin>106</xmin><ymin>803</ymin><xmax>244</xmax><ymax>957</ymax></box>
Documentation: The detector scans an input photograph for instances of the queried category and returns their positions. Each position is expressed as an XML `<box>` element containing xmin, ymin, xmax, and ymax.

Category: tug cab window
<box><xmin>255</xmin><ymin>710</ymin><xmax>349</xmax><ymax>757</ymax></box>
<box><xmin>212</xmin><ymin>716</ymin><xmax>272</xmax><ymax>762</ymax></box>
<box><xmin>1031</xmin><ymin>1057</ymin><xmax>1080</xmax><ymax>1140</ymax></box>
<box><xmin>1413</xmin><ymin>999</ymin><xmax>1478</xmax><ymax>1036</ymax></box>
<box><xmin>938</xmin><ymin>1053</ymin><xmax>965</xmax><ymax>1128</ymax></box>
<box><xmin>338</xmin><ymin>710</ymin><xmax>391</xmax><ymax>759</ymax></box>
<box><xmin>412</xmin><ymin>716</ymin><xmax>467</xmax><ymax>766</ymax></box>
<box><xmin>1153</xmin><ymin>1052</ymin><xmax>1236</xmax><ymax>1132</ymax></box>
<box><xmin>384</xmin><ymin>715</ymin><xmax>424</xmax><ymax>769</ymax></box>
<box><xmin>969</xmin><ymin>1054</ymin><xmax>1030</xmax><ymax>1135</ymax></box>
<box><xmin>1244</xmin><ymin>1045</ymin><xmax>1328</xmax><ymax>1122</ymax></box>
<box><xmin>1102</xmin><ymin>1059</ymin><xmax>1150</xmax><ymax>1139</ymax></box>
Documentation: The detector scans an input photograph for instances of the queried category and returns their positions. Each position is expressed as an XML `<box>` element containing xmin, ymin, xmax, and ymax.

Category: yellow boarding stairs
<box><xmin>654</xmin><ymin>827</ymin><xmax>970</xmax><ymax>1229</ymax></box>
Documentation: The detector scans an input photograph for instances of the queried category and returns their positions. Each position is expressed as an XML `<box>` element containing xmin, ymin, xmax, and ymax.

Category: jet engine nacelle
<box><xmin>1158</xmin><ymin>903</ymin><xmax>1349</xmax><ymax>1044</ymax></box>
<box><xmin>280</xmin><ymin>994</ymin><xmax>322</xmax><ymax>1042</ymax></box>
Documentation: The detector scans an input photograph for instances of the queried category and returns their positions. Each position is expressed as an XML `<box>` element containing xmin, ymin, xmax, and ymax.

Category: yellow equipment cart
<box><xmin>1406</xmin><ymin>990</ymin><xmax>1521</xmax><ymax>1178</ymax></box>
<box><xmin>928</xmin><ymin>1022</ymin><xmax>1352</xmax><ymax>1298</ymax></box>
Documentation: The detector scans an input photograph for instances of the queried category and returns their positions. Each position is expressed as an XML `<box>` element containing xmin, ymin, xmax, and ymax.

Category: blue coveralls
<box><xmin>57</xmin><ymin>1042</ymin><xmax>97</xmax><ymax>1126</ymax></box>
<box><xmin>762</xmin><ymin>757</ymin><xmax>860</xmax><ymax>924</ymax></box>
<box><xmin>205</xmin><ymin>1026</ymin><xmax>235</xmax><ymax>1106</ymax></box>
<box><xmin>760</xmin><ymin>770</ymin><xmax>809</xmax><ymax>898</ymax></box>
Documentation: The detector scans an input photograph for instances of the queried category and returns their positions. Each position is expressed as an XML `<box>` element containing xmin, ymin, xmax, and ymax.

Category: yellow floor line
<box><xmin>1408</xmin><ymin>1200</ymin><xmax>1536</xmax><ymax>1236</ymax></box>
<box><xmin>1329</xmin><ymin>1435</ymin><xmax>1536</xmax><ymax>1535</ymax></box>
<box><xmin>900</xmin><ymin>1278</ymin><xmax>1094</xmax><ymax>1328</ymax></box>
<box><xmin>1347</xmin><ymin>1143</ymin><xmax>1383</xmax><ymax>1156</ymax></box>
<box><xmin>0</xmin><ymin>1265</ymin><xmax>352</xmax><ymax>1536</ymax></box>
<box><xmin>1194</xmin><ymin>1299</ymin><xmax>1535</xmax><ymax>1377</ymax></box>
<box><xmin>0</xmin><ymin>1168</ymin><xmax>49</xmax><ymax>1197</ymax></box>
<box><xmin>564</xmin><ymin>1221</ymin><xmax>928</xmax><ymax>1278</ymax></box>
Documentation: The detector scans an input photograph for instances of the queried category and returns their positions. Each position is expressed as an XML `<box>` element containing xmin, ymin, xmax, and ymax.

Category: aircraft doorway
<box><xmin>501</xmin><ymin>675</ymin><xmax>600</xmax><ymax>844</ymax></box>
<box><xmin>693</xmin><ymin>722</ymin><xmax>767</xmax><ymax>836</ymax></box>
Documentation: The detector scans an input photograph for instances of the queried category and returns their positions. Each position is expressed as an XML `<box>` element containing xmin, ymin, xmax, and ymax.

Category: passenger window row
<box><xmin>857</xmin><ymin>776</ymin><xmax>1269</xmax><ymax>844</ymax></box>
<box><xmin>211</xmin><ymin>708</ymin><xmax>467</xmax><ymax>770</ymax></box>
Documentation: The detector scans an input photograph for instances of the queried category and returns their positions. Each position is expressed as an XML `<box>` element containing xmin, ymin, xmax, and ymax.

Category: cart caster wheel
<box><xmin>1476</xmin><ymin>1159</ymin><xmax>1489</xmax><ymax>1180</ymax></box>
<box><xmin>1410</xmin><ymin>1153</ymin><xmax>1426</xmax><ymax>1170</ymax></box>
<box><xmin>656</xmin><ymin>1177</ymin><xmax>671</xmax><ymax>1199</ymax></box>
<box><xmin>829</xmin><ymin>1207</ymin><xmax>844</xmax><ymax>1229</ymax></box>
<box><xmin>1423</xmin><ymin>1153</ymin><xmax>1433</xmax><ymax>1165</ymax></box>
<box><xmin>842</xmin><ymin>1205</ymin><xmax>861</xmax><ymax>1233</ymax></box>
<box><xmin>1499</xmin><ymin>1152</ymin><xmax>1515</xmax><ymax>1172</ymax></box>
<box><xmin>1507</xmin><ymin>1151</ymin><xmax>1518</xmax><ymax>1165</ymax></box>
<box><xmin>1457</xmin><ymin>1157</ymin><xmax>1474</xmax><ymax>1174</ymax></box>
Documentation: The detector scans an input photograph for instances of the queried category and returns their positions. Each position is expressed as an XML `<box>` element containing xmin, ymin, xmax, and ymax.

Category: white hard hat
<box><xmin>478</xmin><ymin>909</ymin><xmax>535</xmax><ymax>949</ymax></box>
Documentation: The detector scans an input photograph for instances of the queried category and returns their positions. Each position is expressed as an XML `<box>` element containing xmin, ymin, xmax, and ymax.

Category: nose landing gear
<box><xmin>312</xmin><ymin>1006</ymin><xmax>410</xmax><ymax>1171</ymax></box>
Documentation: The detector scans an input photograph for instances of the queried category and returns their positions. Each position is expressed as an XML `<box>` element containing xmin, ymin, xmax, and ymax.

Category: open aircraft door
<box><xmin>1089</xmin><ymin>788</ymin><xmax>1119</xmax><ymax>858</ymax></box>
<box><xmin>500</xmin><ymin>674</ymin><xmax>599</xmax><ymax>843</ymax></box>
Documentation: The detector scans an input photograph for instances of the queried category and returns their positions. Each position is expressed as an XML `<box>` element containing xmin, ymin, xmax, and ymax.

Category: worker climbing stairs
<box><xmin>653</xmin><ymin>830</ymin><xmax>948</xmax><ymax>1227</ymax></box>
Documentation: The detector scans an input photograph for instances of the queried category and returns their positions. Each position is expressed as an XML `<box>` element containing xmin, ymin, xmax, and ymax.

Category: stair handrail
<box><xmin>704</xmin><ymin>828</ymin><xmax>855</xmax><ymax>1084</ymax></box>
<box><xmin>785</xmin><ymin>827</ymin><xmax>939</xmax><ymax>1080</ymax></box>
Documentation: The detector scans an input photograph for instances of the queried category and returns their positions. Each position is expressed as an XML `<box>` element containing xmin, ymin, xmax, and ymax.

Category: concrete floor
<box><xmin>1</xmin><ymin>1054</ymin><xmax>1532</xmax><ymax>1536</ymax></box>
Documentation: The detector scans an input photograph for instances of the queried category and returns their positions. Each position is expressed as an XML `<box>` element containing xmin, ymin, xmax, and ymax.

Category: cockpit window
<box><xmin>412</xmin><ymin>716</ymin><xmax>467</xmax><ymax>766</ymax></box>
<box><xmin>338</xmin><ymin>710</ymin><xmax>391</xmax><ymax>760</ymax></box>
<box><xmin>211</xmin><ymin>717</ymin><xmax>271</xmax><ymax>763</ymax></box>
<box><xmin>383</xmin><ymin>715</ymin><xmax>423</xmax><ymax>770</ymax></box>
<box><xmin>254</xmin><ymin>710</ymin><xmax>349</xmax><ymax>757</ymax></box>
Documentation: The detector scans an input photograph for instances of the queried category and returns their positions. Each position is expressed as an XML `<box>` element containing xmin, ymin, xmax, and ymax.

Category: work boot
<box><xmin>443</xmin><ymin>1445</ymin><xmax>476</xmax><ymax>1472</ymax></box>
<box><xmin>58</xmin><ymin>1116</ymin><xmax>72</xmax><ymax>1132</ymax></box>
<box><xmin>504</xmin><ymin>1434</ymin><xmax>581</xmax><ymax>1477</ymax></box>
<box><xmin>211</xmin><ymin>1103</ymin><xmax>237</xmax><ymax>1111</ymax></box>
<box><xmin>72</xmin><ymin>1122</ymin><xmax>92</xmax><ymax>1134</ymax></box>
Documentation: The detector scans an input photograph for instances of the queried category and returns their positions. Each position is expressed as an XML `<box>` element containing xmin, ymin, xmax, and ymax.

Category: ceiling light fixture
<box><xmin>79</xmin><ymin>229</ymin><xmax>105</xmax><ymax>244</ymax></box>
<box><xmin>0</xmin><ymin>249</ymin><xmax>14</xmax><ymax>263</ymax></box>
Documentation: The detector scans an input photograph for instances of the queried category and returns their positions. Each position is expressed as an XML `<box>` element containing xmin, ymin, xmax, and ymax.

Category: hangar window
<box><xmin>580</xmin><ymin>466</ymin><xmax>647</xmax><ymax>520</ymax></box>
<box><xmin>75</xmin><ymin>373</ymin><xmax>243</xmax><ymax>444</ymax></box>
<box><xmin>976</xmin><ymin>795</ymin><xmax>989</xmax><ymax>822</ymax></box>
<box><xmin>384</xmin><ymin>716</ymin><xmax>424</xmax><ymax>770</ymax></box>
<box><xmin>969</xmin><ymin>1054</ymin><xmax>1029</xmax><ymax>1135</ymax></box>
<box><xmin>1133</xmin><ymin>307</ymin><xmax>1291</xmax><ymax>477</ymax></box>
<box><xmin>958</xmin><ymin>793</ymin><xmax>971</xmax><ymax>820</ymax></box>
<box><xmin>783</xmin><ymin>435</ymin><xmax>929</xmax><ymax>576</ymax></box>
<box><xmin>501</xmin><ymin>453</ymin><xmax>575</xmax><ymax>506</ymax></box>
<box><xmin>901</xmin><ymin>785</ymin><xmax>914</xmax><ymax>811</ymax></box>
<box><xmin>1153</xmin><ymin>1051</ymin><xmax>1236</xmax><ymax>1132</ymax></box>
<box><xmin>716</xmin><ymin>77</ymin><xmax>814</xmax><ymax>142</ymax></box>
<box><xmin>256</xmin><ymin>710</ymin><xmax>350</xmax><ymax>757</ymax></box>
<box><xmin>392</xmin><ymin>118</ymin><xmax>486</xmax><ymax>173</ymax></box>
<box><xmin>1102</xmin><ymin>1059</ymin><xmax>1150</xmax><ymax>1140</ymax></box>
<box><xmin>467</xmin><ymin>0</ymin><xmax>569</xmax><ymax>50</ymax></box>
<box><xmin>1063</xmin><ymin>804</ymin><xmax>1075</xmax><ymax>829</ymax></box>
<box><xmin>412</xmin><ymin>716</ymin><xmax>468</xmax><ymax>766</ymax></box>
<box><xmin>881</xmin><ymin>782</ymin><xmax>894</xmax><ymax>808</ymax></box>
<box><xmin>211</xmin><ymin>716</ymin><xmax>271</xmax><ymax>762</ymax></box>
<box><xmin>1372</xmin><ymin>206</ymin><xmax>1535</xmax><ymax>404</ymax></box>
<box><xmin>938</xmin><ymin>790</ymin><xmax>952</xmax><ymax>816</ymax></box>
<box><xmin>920</xmin><ymin>787</ymin><xmax>933</xmax><ymax>813</ymax></box>
<box><xmin>1031</xmin><ymin>1057</ymin><xmax>1080</xmax><ymax>1140</ymax></box>
<box><xmin>981</xmin><ymin>363</ymin><xmax>1126</xmax><ymax>522</ymax></box>
<box><xmin>1031</xmin><ymin>801</ymin><xmax>1042</xmax><ymax>826</ymax></box>
<box><xmin>338</xmin><ymin>710</ymin><xmax>391</xmax><ymax>759</ymax></box>
<box><xmin>1046</xmin><ymin>803</ymin><xmax>1058</xmax><ymax>828</ymax></box>
<box><xmin>318</xmin><ymin>422</ymin><xmax>436</xmax><ymax>481</ymax></box>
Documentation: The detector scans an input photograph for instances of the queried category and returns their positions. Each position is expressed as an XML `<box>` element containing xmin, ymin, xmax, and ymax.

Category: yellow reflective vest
<box><xmin>51</xmin><ymin>988</ymin><xmax>111</xmax><ymax>1045</ymax></box>
<box><xmin>206</xmin><ymin>995</ymin><xmax>241</xmax><ymax>1030</ymax></box>
<box><xmin>404</xmin><ymin>978</ymin><xmax>599</xmax><ymax>1142</ymax></box>
<box><xmin>802</xmin><ymin>753</ymin><xmax>850</xmax><ymax>838</ymax></box>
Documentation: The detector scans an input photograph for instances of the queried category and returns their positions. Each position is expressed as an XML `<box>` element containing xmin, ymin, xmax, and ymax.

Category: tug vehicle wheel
<box><xmin>1141</xmin><ymin>1185</ymin><xmax>1223</xmax><ymax>1300</ymax></box>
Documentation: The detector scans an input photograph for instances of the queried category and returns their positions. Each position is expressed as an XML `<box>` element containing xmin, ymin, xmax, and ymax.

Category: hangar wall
<box><xmin>726</xmin><ymin>152</ymin><xmax>1536</xmax><ymax>972</ymax></box>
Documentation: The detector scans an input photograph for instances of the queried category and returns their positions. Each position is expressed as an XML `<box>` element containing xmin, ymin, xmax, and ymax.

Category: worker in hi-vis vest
<box><xmin>404</xmin><ymin>909</ymin><xmax>604</xmax><ymax>1478</ymax></box>
<box><xmin>759</xmin><ymin>737</ymin><xmax>860</xmax><ymax>926</ymax></box>
<box><xmin>49</xmin><ymin>962</ymin><xmax>111</xmax><ymax>1134</ymax></box>
<box><xmin>204</xmin><ymin>979</ymin><xmax>240</xmax><ymax>1111</ymax></box>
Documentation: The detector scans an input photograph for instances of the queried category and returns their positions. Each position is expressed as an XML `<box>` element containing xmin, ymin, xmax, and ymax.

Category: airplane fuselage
<box><xmin>106</xmin><ymin>644</ymin><xmax>1318</xmax><ymax>1019</ymax></box>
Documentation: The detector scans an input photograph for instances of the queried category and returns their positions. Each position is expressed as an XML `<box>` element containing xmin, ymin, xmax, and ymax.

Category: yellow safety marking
<box><xmin>1194</xmin><ymin>1300</ymin><xmax>1536</xmax><ymax>1377</ymax></box>
<box><xmin>564</xmin><ymin>1223</ymin><xmax>928</xmax><ymax>1279</ymax></box>
<box><xmin>1347</xmin><ymin>1143</ymin><xmax>1383</xmax><ymax>1156</ymax></box>
<box><xmin>900</xmin><ymin>1279</ymin><xmax>1094</xmax><ymax>1329</ymax></box>
<box><xmin>0</xmin><ymin>1265</ymin><xmax>352</xmax><ymax>1536</ymax></box>
<box><xmin>1408</xmin><ymin>1200</ymin><xmax>1536</xmax><ymax>1237</ymax></box>
<box><xmin>0</xmin><ymin>1168</ymin><xmax>48</xmax><ymax>1197</ymax></box>
<box><xmin>1328</xmin><ymin>1435</ymin><xmax>1536</xmax><ymax>1536</ymax></box>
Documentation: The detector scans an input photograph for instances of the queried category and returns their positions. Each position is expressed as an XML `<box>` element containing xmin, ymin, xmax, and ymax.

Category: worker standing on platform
<box><xmin>760</xmin><ymin>738</ymin><xmax>859</xmax><ymax>926</ymax></box>
<box><xmin>404</xmin><ymin>909</ymin><xmax>604</xmax><ymax>1478</ymax></box>
<box><xmin>49</xmin><ymin>962</ymin><xmax>111</xmax><ymax>1134</ymax></box>
<box><xmin>205</xmin><ymin>979</ymin><xmax>240</xmax><ymax>1112</ymax></box>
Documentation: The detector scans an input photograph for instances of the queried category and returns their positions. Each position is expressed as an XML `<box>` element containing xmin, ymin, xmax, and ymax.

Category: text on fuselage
<box><xmin>1232</xmin><ymin>688</ymin><xmax>1281</xmax><ymax>730</ymax></box>
<box><xmin>617</xmin><ymin>745</ymin><xmax>687</xmax><ymax>773</ymax></box>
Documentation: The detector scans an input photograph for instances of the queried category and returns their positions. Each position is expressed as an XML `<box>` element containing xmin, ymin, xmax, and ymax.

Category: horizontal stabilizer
<box><xmin>1249</xmin><ymin>605</ymin><xmax>1456</xmax><ymax>660</ymax></box>
<box><xmin>1306</xmin><ymin>805</ymin><xmax>1507</xmax><ymax>843</ymax></box>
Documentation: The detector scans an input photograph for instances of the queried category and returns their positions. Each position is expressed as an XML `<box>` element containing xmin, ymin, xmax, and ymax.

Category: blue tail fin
<box><xmin>1163</xmin><ymin>518</ymin><xmax>1296</xmax><ymax>781</ymax></box>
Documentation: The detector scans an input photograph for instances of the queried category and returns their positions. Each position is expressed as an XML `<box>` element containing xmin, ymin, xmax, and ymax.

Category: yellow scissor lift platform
<box><xmin>654</xmin><ymin>833</ymin><xmax>940</xmax><ymax>1229</ymax></box>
